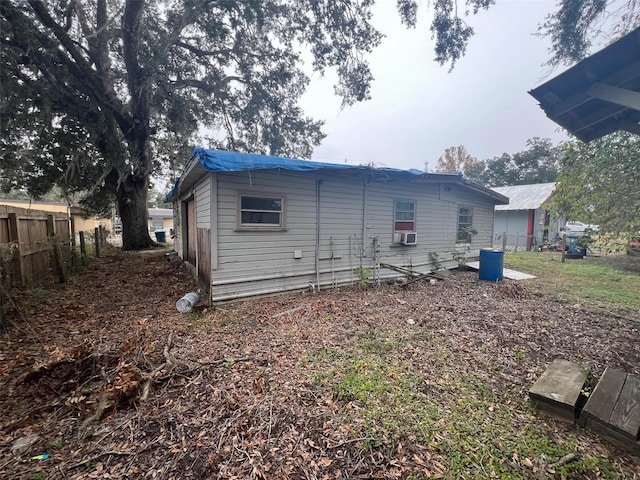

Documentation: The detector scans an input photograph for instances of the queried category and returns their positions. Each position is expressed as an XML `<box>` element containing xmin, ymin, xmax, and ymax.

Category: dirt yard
<box><xmin>1</xmin><ymin>249</ymin><xmax>638</xmax><ymax>479</ymax></box>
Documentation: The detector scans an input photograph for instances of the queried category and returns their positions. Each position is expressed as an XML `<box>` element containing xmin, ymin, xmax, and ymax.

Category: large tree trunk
<box><xmin>118</xmin><ymin>173</ymin><xmax>153</xmax><ymax>250</ymax></box>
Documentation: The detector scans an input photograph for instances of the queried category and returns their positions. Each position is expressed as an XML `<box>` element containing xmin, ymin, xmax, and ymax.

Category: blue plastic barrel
<box><xmin>479</xmin><ymin>248</ymin><xmax>504</xmax><ymax>281</ymax></box>
<box><xmin>566</xmin><ymin>234</ymin><xmax>586</xmax><ymax>258</ymax></box>
<box><xmin>154</xmin><ymin>230</ymin><xmax>166</xmax><ymax>243</ymax></box>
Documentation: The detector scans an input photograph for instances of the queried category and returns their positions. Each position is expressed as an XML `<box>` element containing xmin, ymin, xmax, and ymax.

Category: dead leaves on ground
<box><xmin>0</xmin><ymin>249</ymin><xmax>639</xmax><ymax>479</ymax></box>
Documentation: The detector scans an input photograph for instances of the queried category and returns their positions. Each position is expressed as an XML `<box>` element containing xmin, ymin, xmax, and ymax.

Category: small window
<box><xmin>394</xmin><ymin>200</ymin><xmax>415</xmax><ymax>231</ymax></box>
<box><xmin>238</xmin><ymin>194</ymin><xmax>284</xmax><ymax>229</ymax></box>
<box><xmin>457</xmin><ymin>206</ymin><xmax>474</xmax><ymax>243</ymax></box>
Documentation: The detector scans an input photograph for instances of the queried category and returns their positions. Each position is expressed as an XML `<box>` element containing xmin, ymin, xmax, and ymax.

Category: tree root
<box><xmin>536</xmin><ymin>451</ymin><xmax>580</xmax><ymax>478</ymax></box>
<box><xmin>140</xmin><ymin>332</ymin><xmax>175</xmax><ymax>401</ymax></box>
<box><xmin>79</xmin><ymin>392</ymin><xmax>113</xmax><ymax>437</ymax></box>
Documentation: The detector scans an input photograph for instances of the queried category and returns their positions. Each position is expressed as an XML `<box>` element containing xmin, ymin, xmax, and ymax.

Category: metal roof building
<box><xmin>490</xmin><ymin>183</ymin><xmax>559</xmax><ymax>251</ymax></box>
<box><xmin>491</xmin><ymin>183</ymin><xmax>556</xmax><ymax>211</ymax></box>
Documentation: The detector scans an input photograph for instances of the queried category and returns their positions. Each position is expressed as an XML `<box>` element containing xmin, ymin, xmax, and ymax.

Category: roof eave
<box><xmin>529</xmin><ymin>27</ymin><xmax>640</xmax><ymax>142</ymax></box>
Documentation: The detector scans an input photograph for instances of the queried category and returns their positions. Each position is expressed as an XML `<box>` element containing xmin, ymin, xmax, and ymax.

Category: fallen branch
<box><xmin>140</xmin><ymin>332</ymin><xmax>175</xmax><ymax>401</ymax></box>
<box><xmin>68</xmin><ymin>449</ymin><xmax>134</xmax><ymax>469</ymax></box>
<box><xmin>272</xmin><ymin>305</ymin><xmax>309</xmax><ymax>318</ymax></box>
<box><xmin>536</xmin><ymin>451</ymin><xmax>580</xmax><ymax>478</ymax></box>
<box><xmin>79</xmin><ymin>391</ymin><xmax>113</xmax><ymax>436</ymax></box>
<box><xmin>198</xmin><ymin>356</ymin><xmax>255</xmax><ymax>366</ymax></box>
<box><xmin>68</xmin><ymin>437</ymin><xmax>161</xmax><ymax>470</ymax></box>
<box><xmin>162</xmin><ymin>331</ymin><xmax>176</xmax><ymax>365</ymax></box>
<box><xmin>550</xmin><ymin>452</ymin><xmax>580</xmax><ymax>468</ymax></box>
<box><xmin>325</xmin><ymin>436</ymin><xmax>376</xmax><ymax>449</ymax></box>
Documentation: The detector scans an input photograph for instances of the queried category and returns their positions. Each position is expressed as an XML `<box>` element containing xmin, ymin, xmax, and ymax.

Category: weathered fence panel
<box><xmin>0</xmin><ymin>206</ymin><xmax>112</xmax><ymax>324</ymax></box>
<box><xmin>0</xmin><ymin>206</ymin><xmax>75</xmax><ymax>324</ymax></box>
<box><xmin>0</xmin><ymin>205</ymin><xmax>71</xmax><ymax>287</ymax></box>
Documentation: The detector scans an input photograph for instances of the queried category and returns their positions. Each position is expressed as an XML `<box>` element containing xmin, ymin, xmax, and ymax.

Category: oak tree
<box><xmin>1</xmin><ymin>0</ymin><xmax>636</xmax><ymax>249</ymax></box>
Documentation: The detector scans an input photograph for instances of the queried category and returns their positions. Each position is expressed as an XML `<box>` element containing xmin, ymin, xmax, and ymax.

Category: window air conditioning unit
<box><xmin>400</xmin><ymin>232</ymin><xmax>417</xmax><ymax>245</ymax></box>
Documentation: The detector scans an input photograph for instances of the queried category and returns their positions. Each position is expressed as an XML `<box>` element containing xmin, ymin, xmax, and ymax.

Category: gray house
<box><xmin>167</xmin><ymin>149</ymin><xmax>508</xmax><ymax>302</ymax></box>
<box><xmin>491</xmin><ymin>183</ymin><xmax>559</xmax><ymax>251</ymax></box>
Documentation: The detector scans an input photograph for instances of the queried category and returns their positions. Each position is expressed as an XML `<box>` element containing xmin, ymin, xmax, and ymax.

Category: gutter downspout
<box><xmin>315</xmin><ymin>179</ymin><xmax>322</xmax><ymax>291</ymax></box>
<box><xmin>361</xmin><ymin>178</ymin><xmax>367</xmax><ymax>263</ymax></box>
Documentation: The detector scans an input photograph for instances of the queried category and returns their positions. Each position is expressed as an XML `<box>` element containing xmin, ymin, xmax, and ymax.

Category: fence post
<box><xmin>70</xmin><ymin>216</ymin><xmax>76</xmax><ymax>248</ymax></box>
<box><xmin>7</xmin><ymin>213</ymin><xmax>23</xmax><ymax>286</ymax></box>
<box><xmin>79</xmin><ymin>231</ymin><xmax>87</xmax><ymax>266</ymax></box>
<box><xmin>47</xmin><ymin>215</ymin><xmax>66</xmax><ymax>283</ymax></box>
<box><xmin>502</xmin><ymin>231</ymin><xmax>507</xmax><ymax>251</ymax></box>
<box><xmin>514</xmin><ymin>234</ymin><xmax>519</xmax><ymax>253</ymax></box>
<box><xmin>94</xmin><ymin>227</ymin><xmax>101</xmax><ymax>257</ymax></box>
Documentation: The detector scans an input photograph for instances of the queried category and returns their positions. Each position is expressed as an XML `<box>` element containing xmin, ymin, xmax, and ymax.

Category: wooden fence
<box><xmin>0</xmin><ymin>205</ymin><xmax>72</xmax><ymax>324</ymax></box>
<box><xmin>0</xmin><ymin>205</ymin><xmax>111</xmax><ymax>324</ymax></box>
<box><xmin>0</xmin><ymin>204</ymin><xmax>72</xmax><ymax>286</ymax></box>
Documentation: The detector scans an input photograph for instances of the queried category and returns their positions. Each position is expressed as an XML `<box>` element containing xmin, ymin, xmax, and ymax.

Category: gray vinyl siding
<box><xmin>195</xmin><ymin>177</ymin><xmax>211</xmax><ymax>229</ymax></box>
<box><xmin>213</xmin><ymin>170</ymin><xmax>319</xmax><ymax>300</ymax></box>
<box><xmin>318</xmin><ymin>178</ymin><xmax>365</xmax><ymax>288</ymax></box>
<box><xmin>365</xmin><ymin>181</ymin><xmax>460</xmax><ymax>274</ymax></box>
<box><xmin>211</xmin><ymin>174</ymin><xmax>218</xmax><ymax>270</ymax></box>
<box><xmin>177</xmin><ymin>169</ymin><xmax>501</xmax><ymax>302</ymax></box>
<box><xmin>455</xmin><ymin>188</ymin><xmax>496</xmax><ymax>256</ymax></box>
<box><xmin>493</xmin><ymin>211</ymin><xmax>528</xmax><ymax>247</ymax></box>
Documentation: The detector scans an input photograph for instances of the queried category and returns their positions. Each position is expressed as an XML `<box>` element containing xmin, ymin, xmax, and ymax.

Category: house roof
<box><xmin>529</xmin><ymin>27</ymin><xmax>640</xmax><ymax>142</ymax></box>
<box><xmin>149</xmin><ymin>208</ymin><xmax>173</xmax><ymax>217</ymax></box>
<box><xmin>491</xmin><ymin>183</ymin><xmax>556</xmax><ymax>211</ymax></box>
<box><xmin>166</xmin><ymin>148</ymin><xmax>508</xmax><ymax>204</ymax></box>
<box><xmin>197</xmin><ymin>147</ymin><xmax>420</xmax><ymax>174</ymax></box>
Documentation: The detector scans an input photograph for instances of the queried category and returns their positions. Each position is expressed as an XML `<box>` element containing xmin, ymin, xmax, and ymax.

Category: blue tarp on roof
<box><xmin>191</xmin><ymin>147</ymin><xmax>424</xmax><ymax>176</ymax></box>
<box><xmin>165</xmin><ymin>148</ymin><xmax>468</xmax><ymax>202</ymax></box>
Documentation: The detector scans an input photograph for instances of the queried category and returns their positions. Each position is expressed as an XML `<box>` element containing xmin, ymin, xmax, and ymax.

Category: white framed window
<box><xmin>394</xmin><ymin>200</ymin><xmax>416</xmax><ymax>232</ymax></box>
<box><xmin>237</xmin><ymin>193</ymin><xmax>285</xmax><ymax>230</ymax></box>
<box><xmin>457</xmin><ymin>206</ymin><xmax>474</xmax><ymax>243</ymax></box>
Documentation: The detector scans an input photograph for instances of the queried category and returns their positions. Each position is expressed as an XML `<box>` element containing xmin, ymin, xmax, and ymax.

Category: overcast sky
<box><xmin>299</xmin><ymin>0</ymin><xmax>575</xmax><ymax>172</ymax></box>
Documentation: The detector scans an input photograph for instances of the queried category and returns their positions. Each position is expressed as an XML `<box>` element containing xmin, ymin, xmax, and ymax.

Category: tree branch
<box><xmin>26</xmin><ymin>0</ymin><xmax>133</xmax><ymax>135</ymax></box>
<box><xmin>171</xmin><ymin>75</ymin><xmax>246</xmax><ymax>94</ymax></box>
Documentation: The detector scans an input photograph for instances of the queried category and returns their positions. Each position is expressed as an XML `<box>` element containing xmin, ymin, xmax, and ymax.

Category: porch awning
<box><xmin>529</xmin><ymin>27</ymin><xmax>640</xmax><ymax>142</ymax></box>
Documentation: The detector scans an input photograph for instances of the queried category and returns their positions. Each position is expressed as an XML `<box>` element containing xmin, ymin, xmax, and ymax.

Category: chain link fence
<box><xmin>492</xmin><ymin>233</ymin><xmax>560</xmax><ymax>252</ymax></box>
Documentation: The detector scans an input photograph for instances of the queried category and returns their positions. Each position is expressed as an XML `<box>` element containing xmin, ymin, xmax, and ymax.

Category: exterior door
<box><xmin>185</xmin><ymin>197</ymin><xmax>196</xmax><ymax>264</ymax></box>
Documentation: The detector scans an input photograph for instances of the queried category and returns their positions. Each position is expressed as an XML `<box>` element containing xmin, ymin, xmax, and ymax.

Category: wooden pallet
<box><xmin>529</xmin><ymin>359</ymin><xmax>588</xmax><ymax>422</ymax></box>
<box><xmin>578</xmin><ymin>368</ymin><xmax>640</xmax><ymax>455</ymax></box>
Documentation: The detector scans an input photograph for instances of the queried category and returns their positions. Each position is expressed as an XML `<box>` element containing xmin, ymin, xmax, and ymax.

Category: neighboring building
<box><xmin>1</xmin><ymin>199</ymin><xmax>175</xmax><ymax>240</ymax></box>
<box><xmin>0</xmin><ymin>199</ymin><xmax>110</xmax><ymax>233</ymax></box>
<box><xmin>167</xmin><ymin>149</ymin><xmax>508</xmax><ymax>303</ymax></box>
<box><xmin>490</xmin><ymin>183</ymin><xmax>560</xmax><ymax>251</ymax></box>
<box><xmin>112</xmin><ymin>208</ymin><xmax>174</xmax><ymax>235</ymax></box>
<box><xmin>148</xmin><ymin>208</ymin><xmax>174</xmax><ymax>232</ymax></box>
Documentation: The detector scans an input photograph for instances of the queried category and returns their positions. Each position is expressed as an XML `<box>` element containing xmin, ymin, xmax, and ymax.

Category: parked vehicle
<box><xmin>562</xmin><ymin>221</ymin><xmax>599</xmax><ymax>233</ymax></box>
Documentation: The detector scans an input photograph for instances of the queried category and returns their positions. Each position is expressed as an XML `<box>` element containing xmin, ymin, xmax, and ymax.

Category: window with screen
<box><xmin>394</xmin><ymin>200</ymin><xmax>415</xmax><ymax>231</ymax></box>
<box><xmin>238</xmin><ymin>194</ymin><xmax>284</xmax><ymax>229</ymax></box>
<box><xmin>457</xmin><ymin>206</ymin><xmax>474</xmax><ymax>242</ymax></box>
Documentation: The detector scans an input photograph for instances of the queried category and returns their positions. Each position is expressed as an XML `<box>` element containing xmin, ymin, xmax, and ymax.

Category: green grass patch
<box><xmin>504</xmin><ymin>252</ymin><xmax>640</xmax><ymax>310</ymax></box>
<box><xmin>305</xmin><ymin>331</ymin><xmax>618</xmax><ymax>479</ymax></box>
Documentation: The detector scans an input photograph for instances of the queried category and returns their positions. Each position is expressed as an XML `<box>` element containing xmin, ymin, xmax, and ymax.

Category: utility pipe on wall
<box><xmin>315</xmin><ymin>179</ymin><xmax>323</xmax><ymax>291</ymax></box>
<box><xmin>361</xmin><ymin>179</ymin><xmax>368</xmax><ymax>262</ymax></box>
